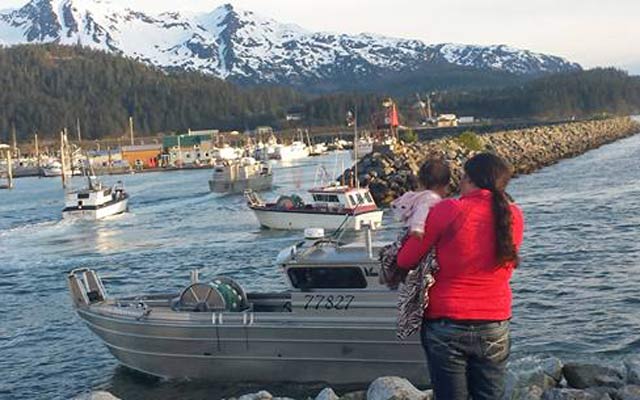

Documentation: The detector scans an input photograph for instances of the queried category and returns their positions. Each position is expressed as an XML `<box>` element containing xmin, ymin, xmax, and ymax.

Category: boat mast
<box><xmin>129</xmin><ymin>116</ymin><xmax>135</xmax><ymax>146</ymax></box>
<box><xmin>34</xmin><ymin>133</ymin><xmax>41</xmax><ymax>170</ymax></box>
<box><xmin>353</xmin><ymin>108</ymin><xmax>359</xmax><ymax>189</ymax></box>
<box><xmin>76</xmin><ymin>117</ymin><xmax>82</xmax><ymax>144</ymax></box>
<box><xmin>60</xmin><ymin>131</ymin><xmax>67</xmax><ymax>189</ymax></box>
<box><xmin>11</xmin><ymin>122</ymin><xmax>18</xmax><ymax>158</ymax></box>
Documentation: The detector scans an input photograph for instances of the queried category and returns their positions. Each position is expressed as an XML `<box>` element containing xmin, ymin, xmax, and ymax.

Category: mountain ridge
<box><xmin>0</xmin><ymin>0</ymin><xmax>582</xmax><ymax>91</ymax></box>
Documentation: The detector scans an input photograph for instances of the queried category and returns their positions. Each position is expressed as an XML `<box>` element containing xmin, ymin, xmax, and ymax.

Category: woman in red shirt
<box><xmin>397</xmin><ymin>153</ymin><xmax>524</xmax><ymax>400</ymax></box>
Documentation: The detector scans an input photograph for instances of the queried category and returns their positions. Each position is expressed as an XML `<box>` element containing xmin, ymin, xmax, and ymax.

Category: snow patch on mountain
<box><xmin>0</xmin><ymin>0</ymin><xmax>581</xmax><ymax>85</ymax></box>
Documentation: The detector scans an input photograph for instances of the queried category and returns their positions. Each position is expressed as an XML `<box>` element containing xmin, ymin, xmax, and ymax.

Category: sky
<box><xmin>3</xmin><ymin>0</ymin><xmax>640</xmax><ymax>74</ymax></box>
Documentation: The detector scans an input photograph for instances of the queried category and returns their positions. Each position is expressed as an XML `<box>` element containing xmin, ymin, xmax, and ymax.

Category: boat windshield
<box><xmin>287</xmin><ymin>267</ymin><xmax>367</xmax><ymax>289</ymax></box>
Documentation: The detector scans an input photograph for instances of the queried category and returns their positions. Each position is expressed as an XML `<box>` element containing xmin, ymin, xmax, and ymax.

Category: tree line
<box><xmin>0</xmin><ymin>44</ymin><xmax>638</xmax><ymax>142</ymax></box>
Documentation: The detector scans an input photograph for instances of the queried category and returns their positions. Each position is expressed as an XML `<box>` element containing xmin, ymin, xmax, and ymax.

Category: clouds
<box><xmin>4</xmin><ymin>0</ymin><xmax>639</xmax><ymax>73</ymax></box>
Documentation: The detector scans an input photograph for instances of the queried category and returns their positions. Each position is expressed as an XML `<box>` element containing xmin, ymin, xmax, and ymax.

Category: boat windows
<box><xmin>349</xmin><ymin>194</ymin><xmax>357</xmax><ymax>206</ymax></box>
<box><xmin>312</xmin><ymin>194</ymin><xmax>340</xmax><ymax>203</ymax></box>
<box><xmin>364</xmin><ymin>192</ymin><xmax>374</xmax><ymax>204</ymax></box>
<box><xmin>78</xmin><ymin>193</ymin><xmax>90</xmax><ymax>199</ymax></box>
<box><xmin>356</xmin><ymin>193</ymin><xmax>365</xmax><ymax>205</ymax></box>
<box><xmin>288</xmin><ymin>267</ymin><xmax>367</xmax><ymax>289</ymax></box>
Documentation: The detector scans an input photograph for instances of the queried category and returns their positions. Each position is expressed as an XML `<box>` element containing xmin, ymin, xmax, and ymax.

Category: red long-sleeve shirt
<box><xmin>397</xmin><ymin>189</ymin><xmax>524</xmax><ymax>321</ymax></box>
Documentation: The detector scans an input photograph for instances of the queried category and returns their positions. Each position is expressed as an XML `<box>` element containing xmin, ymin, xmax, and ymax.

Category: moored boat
<box><xmin>271</xmin><ymin>141</ymin><xmax>309</xmax><ymax>161</ymax></box>
<box><xmin>66</xmin><ymin>229</ymin><xmax>426</xmax><ymax>384</ymax></box>
<box><xmin>208</xmin><ymin>157</ymin><xmax>273</xmax><ymax>194</ymax></box>
<box><xmin>244</xmin><ymin>184</ymin><xmax>383</xmax><ymax>231</ymax></box>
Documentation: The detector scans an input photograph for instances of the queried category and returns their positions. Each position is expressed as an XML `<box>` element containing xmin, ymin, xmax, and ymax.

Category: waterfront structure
<box><xmin>121</xmin><ymin>144</ymin><xmax>162</xmax><ymax>169</ymax></box>
<box><xmin>67</xmin><ymin>230</ymin><xmax>426</xmax><ymax>384</ymax></box>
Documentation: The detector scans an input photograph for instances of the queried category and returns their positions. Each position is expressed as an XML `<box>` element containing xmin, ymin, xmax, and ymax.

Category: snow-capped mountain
<box><xmin>0</xmin><ymin>0</ymin><xmax>581</xmax><ymax>88</ymax></box>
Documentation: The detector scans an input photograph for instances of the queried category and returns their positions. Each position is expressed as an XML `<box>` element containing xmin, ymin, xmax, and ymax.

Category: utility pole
<box><xmin>129</xmin><ymin>116</ymin><xmax>134</xmax><ymax>146</ymax></box>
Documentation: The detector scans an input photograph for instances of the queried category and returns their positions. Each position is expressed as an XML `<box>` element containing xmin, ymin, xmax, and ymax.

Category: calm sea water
<box><xmin>1</xmin><ymin>133</ymin><xmax>639</xmax><ymax>399</ymax></box>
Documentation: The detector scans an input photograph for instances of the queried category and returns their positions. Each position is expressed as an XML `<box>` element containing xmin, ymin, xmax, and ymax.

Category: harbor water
<box><xmin>1</xmin><ymin>133</ymin><xmax>639</xmax><ymax>399</ymax></box>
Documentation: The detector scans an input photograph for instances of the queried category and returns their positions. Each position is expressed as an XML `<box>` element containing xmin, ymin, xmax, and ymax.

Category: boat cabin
<box><xmin>308</xmin><ymin>185</ymin><xmax>378</xmax><ymax>212</ymax></box>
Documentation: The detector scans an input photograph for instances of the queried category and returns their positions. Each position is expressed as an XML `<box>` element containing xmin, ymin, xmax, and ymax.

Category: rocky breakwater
<box><xmin>345</xmin><ymin>117</ymin><xmax>640</xmax><ymax>206</ymax></box>
<box><xmin>73</xmin><ymin>355</ymin><xmax>640</xmax><ymax>399</ymax></box>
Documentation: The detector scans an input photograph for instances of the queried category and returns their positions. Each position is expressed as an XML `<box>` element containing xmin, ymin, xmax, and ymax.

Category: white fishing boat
<box><xmin>309</xmin><ymin>142</ymin><xmax>328</xmax><ymax>156</ymax></box>
<box><xmin>213</xmin><ymin>145</ymin><xmax>241</xmax><ymax>161</ymax></box>
<box><xmin>209</xmin><ymin>157</ymin><xmax>273</xmax><ymax>194</ymax></box>
<box><xmin>66</xmin><ymin>227</ymin><xmax>426</xmax><ymax>384</ymax></box>
<box><xmin>41</xmin><ymin>160</ymin><xmax>63</xmax><ymax>177</ymax></box>
<box><xmin>271</xmin><ymin>141</ymin><xmax>309</xmax><ymax>161</ymax></box>
<box><xmin>244</xmin><ymin>184</ymin><xmax>383</xmax><ymax>231</ymax></box>
<box><xmin>62</xmin><ymin>176</ymin><xmax>129</xmax><ymax>220</ymax></box>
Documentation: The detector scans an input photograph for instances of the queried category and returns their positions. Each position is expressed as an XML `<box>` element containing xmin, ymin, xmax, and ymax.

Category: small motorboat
<box><xmin>62</xmin><ymin>176</ymin><xmax>129</xmax><ymax>220</ymax></box>
<box><xmin>244</xmin><ymin>184</ymin><xmax>383</xmax><ymax>231</ymax></box>
<box><xmin>208</xmin><ymin>157</ymin><xmax>273</xmax><ymax>194</ymax></box>
<box><xmin>67</xmin><ymin>227</ymin><xmax>426</xmax><ymax>384</ymax></box>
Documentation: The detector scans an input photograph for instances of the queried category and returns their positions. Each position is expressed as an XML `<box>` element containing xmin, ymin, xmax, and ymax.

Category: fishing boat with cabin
<box><xmin>66</xmin><ymin>226</ymin><xmax>426</xmax><ymax>384</ymax></box>
<box><xmin>244</xmin><ymin>183</ymin><xmax>383</xmax><ymax>231</ymax></box>
<box><xmin>209</xmin><ymin>157</ymin><xmax>273</xmax><ymax>194</ymax></box>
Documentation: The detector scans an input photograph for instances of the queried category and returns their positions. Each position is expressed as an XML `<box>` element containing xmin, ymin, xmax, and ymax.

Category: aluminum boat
<box><xmin>67</xmin><ymin>230</ymin><xmax>427</xmax><ymax>384</ymax></box>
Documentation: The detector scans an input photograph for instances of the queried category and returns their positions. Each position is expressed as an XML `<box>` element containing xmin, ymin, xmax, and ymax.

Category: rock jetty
<box><xmin>73</xmin><ymin>355</ymin><xmax>640</xmax><ymax>400</ymax></box>
<box><xmin>343</xmin><ymin>117</ymin><xmax>640</xmax><ymax>206</ymax></box>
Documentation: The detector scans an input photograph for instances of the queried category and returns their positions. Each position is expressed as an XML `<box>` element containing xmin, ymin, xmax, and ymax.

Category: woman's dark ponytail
<box><xmin>490</xmin><ymin>188</ymin><xmax>518</xmax><ymax>265</ymax></box>
<box><xmin>464</xmin><ymin>153</ymin><xmax>518</xmax><ymax>265</ymax></box>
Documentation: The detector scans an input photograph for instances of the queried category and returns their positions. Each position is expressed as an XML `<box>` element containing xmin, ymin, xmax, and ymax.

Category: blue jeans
<box><xmin>421</xmin><ymin>319</ymin><xmax>511</xmax><ymax>400</ymax></box>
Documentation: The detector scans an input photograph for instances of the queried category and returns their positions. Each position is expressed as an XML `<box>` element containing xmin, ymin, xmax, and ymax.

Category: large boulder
<box><xmin>504</xmin><ymin>356</ymin><xmax>564</xmax><ymax>399</ymax></box>
<box><xmin>237</xmin><ymin>391</ymin><xmax>274</xmax><ymax>400</ymax></box>
<box><xmin>366</xmin><ymin>377</ymin><xmax>428</xmax><ymax>400</ymax></box>
<box><xmin>315</xmin><ymin>388</ymin><xmax>339</xmax><ymax>400</ymax></box>
<box><xmin>562</xmin><ymin>363</ymin><xmax>625</xmax><ymax>389</ymax></box>
<box><xmin>617</xmin><ymin>385</ymin><xmax>640</xmax><ymax>400</ymax></box>
<box><xmin>73</xmin><ymin>392</ymin><xmax>121</xmax><ymax>400</ymax></box>
<box><xmin>625</xmin><ymin>356</ymin><xmax>640</xmax><ymax>385</ymax></box>
<box><xmin>541</xmin><ymin>388</ymin><xmax>609</xmax><ymax>400</ymax></box>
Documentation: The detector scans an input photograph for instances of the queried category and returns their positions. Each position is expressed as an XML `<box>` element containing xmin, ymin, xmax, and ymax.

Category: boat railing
<box><xmin>68</xmin><ymin>268</ymin><xmax>108</xmax><ymax>308</ymax></box>
<box><xmin>244</xmin><ymin>189</ymin><xmax>264</xmax><ymax>207</ymax></box>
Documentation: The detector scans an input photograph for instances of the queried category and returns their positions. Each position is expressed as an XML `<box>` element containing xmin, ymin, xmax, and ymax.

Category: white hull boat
<box><xmin>62</xmin><ymin>177</ymin><xmax>129</xmax><ymax>221</ymax></box>
<box><xmin>209</xmin><ymin>158</ymin><xmax>273</xmax><ymax>194</ymax></box>
<box><xmin>245</xmin><ymin>185</ymin><xmax>384</xmax><ymax>232</ymax></box>
<box><xmin>271</xmin><ymin>141</ymin><xmax>309</xmax><ymax>161</ymax></box>
<box><xmin>67</xmin><ymin>231</ymin><xmax>427</xmax><ymax>384</ymax></box>
<box><xmin>249</xmin><ymin>208</ymin><xmax>383</xmax><ymax>231</ymax></box>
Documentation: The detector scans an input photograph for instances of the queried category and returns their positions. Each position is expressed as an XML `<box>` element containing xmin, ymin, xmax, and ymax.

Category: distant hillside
<box><xmin>0</xmin><ymin>44</ymin><xmax>304</xmax><ymax>141</ymax></box>
<box><xmin>432</xmin><ymin>68</ymin><xmax>640</xmax><ymax>119</ymax></box>
<box><xmin>0</xmin><ymin>45</ymin><xmax>636</xmax><ymax>142</ymax></box>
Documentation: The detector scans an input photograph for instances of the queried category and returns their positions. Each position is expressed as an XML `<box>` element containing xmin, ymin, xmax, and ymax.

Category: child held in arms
<box><xmin>380</xmin><ymin>159</ymin><xmax>451</xmax><ymax>289</ymax></box>
<box><xmin>380</xmin><ymin>158</ymin><xmax>452</xmax><ymax>340</ymax></box>
<box><xmin>392</xmin><ymin>159</ymin><xmax>451</xmax><ymax>239</ymax></box>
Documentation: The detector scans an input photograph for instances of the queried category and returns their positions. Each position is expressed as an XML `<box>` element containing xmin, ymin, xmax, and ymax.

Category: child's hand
<box><xmin>409</xmin><ymin>230</ymin><xmax>424</xmax><ymax>239</ymax></box>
